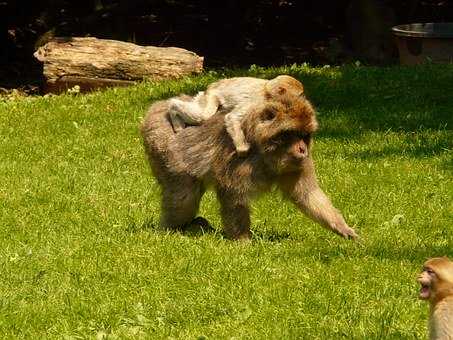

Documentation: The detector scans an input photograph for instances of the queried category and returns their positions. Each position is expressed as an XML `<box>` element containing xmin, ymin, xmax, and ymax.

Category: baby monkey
<box><xmin>418</xmin><ymin>257</ymin><xmax>453</xmax><ymax>340</ymax></box>
<box><xmin>169</xmin><ymin>75</ymin><xmax>305</xmax><ymax>155</ymax></box>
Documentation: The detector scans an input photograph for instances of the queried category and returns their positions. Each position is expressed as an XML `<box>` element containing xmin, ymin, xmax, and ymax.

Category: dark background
<box><xmin>1</xmin><ymin>0</ymin><xmax>453</xmax><ymax>89</ymax></box>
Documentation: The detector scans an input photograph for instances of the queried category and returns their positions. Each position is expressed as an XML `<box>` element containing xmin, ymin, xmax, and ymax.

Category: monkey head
<box><xmin>265</xmin><ymin>75</ymin><xmax>305</xmax><ymax>98</ymax></box>
<box><xmin>418</xmin><ymin>257</ymin><xmax>453</xmax><ymax>304</ymax></box>
<box><xmin>244</xmin><ymin>95</ymin><xmax>318</xmax><ymax>173</ymax></box>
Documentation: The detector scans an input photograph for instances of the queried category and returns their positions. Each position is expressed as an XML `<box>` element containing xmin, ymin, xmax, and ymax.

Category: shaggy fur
<box><xmin>168</xmin><ymin>75</ymin><xmax>309</xmax><ymax>154</ymax></box>
<box><xmin>141</xmin><ymin>92</ymin><xmax>357</xmax><ymax>240</ymax></box>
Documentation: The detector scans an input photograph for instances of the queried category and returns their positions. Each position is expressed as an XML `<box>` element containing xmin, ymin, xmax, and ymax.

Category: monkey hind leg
<box><xmin>168</xmin><ymin>99</ymin><xmax>187</xmax><ymax>132</ymax></box>
<box><xmin>159</xmin><ymin>177</ymin><xmax>205</xmax><ymax>231</ymax></box>
<box><xmin>202</xmin><ymin>92</ymin><xmax>221</xmax><ymax>118</ymax></box>
<box><xmin>169</xmin><ymin>97</ymin><xmax>207</xmax><ymax>126</ymax></box>
<box><xmin>216</xmin><ymin>188</ymin><xmax>252</xmax><ymax>240</ymax></box>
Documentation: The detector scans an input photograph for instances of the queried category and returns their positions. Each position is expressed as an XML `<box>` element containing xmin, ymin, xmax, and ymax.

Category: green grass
<box><xmin>0</xmin><ymin>64</ymin><xmax>452</xmax><ymax>339</ymax></box>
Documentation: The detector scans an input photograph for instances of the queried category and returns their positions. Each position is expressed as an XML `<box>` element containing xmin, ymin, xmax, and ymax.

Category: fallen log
<box><xmin>34</xmin><ymin>37</ymin><xmax>204</xmax><ymax>93</ymax></box>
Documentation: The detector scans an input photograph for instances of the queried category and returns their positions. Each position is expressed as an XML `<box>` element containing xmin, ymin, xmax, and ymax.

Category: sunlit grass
<box><xmin>0</xmin><ymin>64</ymin><xmax>452</xmax><ymax>339</ymax></box>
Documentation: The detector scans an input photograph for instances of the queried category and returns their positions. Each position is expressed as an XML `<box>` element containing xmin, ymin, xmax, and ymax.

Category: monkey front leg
<box><xmin>216</xmin><ymin>188</ymin><xmax>252</xmax><ymax>240</ymax></box>
<box><xmin>224</xmin><ymin>107</ymin><xmax>250</xmax><ymax>156</ymax></box>
<box><xmin>168</xmin><ymin>101</ymin><xmax>188</xmax><ymax>132</ymax></box>
<box><xmin>168</xmin><ymin>111</ymin><xmax>186</xmax><ymax>132</ymax></box>
<box><xmin>280</xmin><ymin>160</ymin><xmax>358</xmax><ymax>239</ymax></box>
<box><xmin>301</xmin><ymin>187</ymin><xmax>357</xmax><ymax>239</ymax></box>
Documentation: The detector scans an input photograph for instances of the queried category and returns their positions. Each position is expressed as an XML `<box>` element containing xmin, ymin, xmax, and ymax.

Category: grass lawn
<box><xmin>0</xmin><ymin>64</ymin><xmax>452</xmax><ymax>339</ymax></box>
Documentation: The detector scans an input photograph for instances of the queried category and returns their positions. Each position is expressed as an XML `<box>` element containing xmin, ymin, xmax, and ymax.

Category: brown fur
<box><xmin>205</xmin><ymin>75</ymin><xmax>310</xmax><ymax>155</ymax></box>
<box><xmin>265</xmin><ymin>75</ymin><xmax>305</xmax><ymax>98</ymax></box>
<box><xmin>140</xmin><ymin>90</ymin><xmax>357</xmax><ymax>240</ymax></box>
<box><xmin>418</xmin><ymin>257</ymin><xmax>453</xmax><ymax>340</ymax></box>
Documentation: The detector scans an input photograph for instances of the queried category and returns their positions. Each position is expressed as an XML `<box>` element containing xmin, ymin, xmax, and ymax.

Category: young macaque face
<box><xmin>417</xmin><ymin>257</ymin><xmax>453</xmax><ymax>302</ymax></box>
<box><xmin>418</xmin><ymin>265</ymin><xmax>438</xmax><ymax>300</ymax></box>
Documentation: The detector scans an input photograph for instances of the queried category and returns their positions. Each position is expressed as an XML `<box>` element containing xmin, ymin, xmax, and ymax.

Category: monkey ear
<box><xmin>277</xmin><ymin>86</ymin><xmax>286</xmax><ymax>95</ymax></box>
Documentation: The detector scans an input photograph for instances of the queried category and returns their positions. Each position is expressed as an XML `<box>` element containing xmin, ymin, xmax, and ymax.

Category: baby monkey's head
<box><xmin>265</xmin><ymin>75</ymin><xmax>305</xmax><ymax>99</ymax></box>
<box><xmin>418</xmin><ymin>257</ymin><xmax>453</xmax><ymax>304</ymax></box>
<box><xmin>262</xmin><ymin>75</ymin><xmax>317</xmax><ymax>132</ymax></box>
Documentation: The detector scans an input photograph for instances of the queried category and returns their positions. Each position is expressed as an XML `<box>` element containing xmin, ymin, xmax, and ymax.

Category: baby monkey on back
<box><xmin>169</xmin><ymin>75</ymin><xmax>305</xmax><ymax>155</ymax></box>
<box><xmin>418</xmin><ymin>257</ymin><xmax>453</xmax><ymax>340</ymax></box>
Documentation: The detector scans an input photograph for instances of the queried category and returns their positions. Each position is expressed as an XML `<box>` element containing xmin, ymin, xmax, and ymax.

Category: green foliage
<box><xmin>0</xmin><ymin>64</ymin><xmax>452</xmax><ymax>339</ymax></box>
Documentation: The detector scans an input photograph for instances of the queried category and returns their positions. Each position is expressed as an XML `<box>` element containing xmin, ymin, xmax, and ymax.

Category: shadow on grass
<box><xmin>348</xmin><ymin>134</ymin><xmax>452</xmax><ymax>160</ymax></box>
<box><xmin>125</xmin><ymin>215</ymin><xmax>301</xmax><ymax>242</ymax></box>
<box><xmin>288</xmin><ymin>65</ymin><xmax>453</xmax><ymax>138</ymax></box>
<box><xmin>125</xmin><ymin>218</ymin><xmax>157</xmax><ymax>233</ymax></box>
<box><xmin>125</xmin><ymin>217</ymin><xmax>452</xmax><ymax>260</ymax></box>
<box><xmin>125</xmin><ymin>216</ymin><xmax>220</xmax><ymax>238</ymax></box>
<box><xmin>297</xmin><ymin>241</ymin><xmax>452</xmax><ymax>263</ymax></box>
<box><xmin>367</xmin><ymin>243</ymin><xmax>453</xmax><ymax>262</ymax></box>
<box><xmin>252</xmin><ymin>229</ymin><xmax>293</xmax><ymax>242</ymax></box>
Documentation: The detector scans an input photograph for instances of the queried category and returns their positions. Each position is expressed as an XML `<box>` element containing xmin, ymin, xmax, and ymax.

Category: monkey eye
<box><xmin>292</xmin><ymin>131</ymin><xmax>311</xmax><ymax>141</ymax></box>
<box><xmin>261</xmin><ymin>108</ymin><xmax>276</xmax><ymax>121</ymax></box>
<box><xmin>269</xmin><ymin>130</ymin><xmax>301</xmax><ymax>145</ymax></box>
<box><xmin>424</xmin><ymin>267</ymin><xmax>436</xmax><ymax>276</ymax></box>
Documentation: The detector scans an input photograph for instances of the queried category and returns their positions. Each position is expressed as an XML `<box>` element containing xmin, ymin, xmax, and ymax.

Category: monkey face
<box><xmin>260</xmin><ymin>129</ymin><xmax>312</xmax><ymax>173</ymax></box>
<box><xmin>417</xmin><ymin>257</ymin><xmax>453</xmax><ymax>302</ymax></box>
<box><xmin>267</xmin><ymin>130</ymin><xmax>311</xmax><ymax>157</ymax></box>
<box><xmin>246</xmin><ymin>99</ymin><xmax>317</xmax><ymax>173</ymax></box>
<box><xmin>418</xmin><ymin>266</ymin><xmax>437</xmax><ymax>300</ymax></box>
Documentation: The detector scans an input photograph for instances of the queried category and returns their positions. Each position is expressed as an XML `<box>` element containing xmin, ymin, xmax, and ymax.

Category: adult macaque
<box><xmin>141</xmin><ymin>84</ymin><xmax>357</xmax><ymax>240</ymax></box>
<box><xmin>169</xmin><ymin>75</ymin><xmax>306</xmax><ymax>155</ymax></box>
<box><xmin>418</xmin><ymin>257</ymin><xmax>453</xmax><ymax>340</ymax></box>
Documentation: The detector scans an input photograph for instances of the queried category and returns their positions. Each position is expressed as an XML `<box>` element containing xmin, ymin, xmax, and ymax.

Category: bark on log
<box><xmin>34</xmin><ymin>37</ymin><xmax>204</xmax><ymax>93</ymax></box>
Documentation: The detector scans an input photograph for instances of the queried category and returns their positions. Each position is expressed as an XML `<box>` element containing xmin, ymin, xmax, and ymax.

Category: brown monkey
<box><xmin>418</xmin><ymin>257</ymin><xmax>453</xmax><ymax>340</ymax></box>
<box><xmin>169</xmin><ymin>75</ymin><xmax>306</xmax><ymax>155</ymax></box>
<box><xmin>141</xmin><ymin>89</ymin><xmax>357</xmax><ymax>240</ymax></box>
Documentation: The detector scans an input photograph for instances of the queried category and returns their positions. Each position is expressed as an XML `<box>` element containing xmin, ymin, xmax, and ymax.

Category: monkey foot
<box><xmin>184</xmin><ymin>217</ymin><xmax>215</xmax><ymax>236</ymax></box>
<box><xmin>338</xmin><ymin>226</ymin><xmax>359</xmax><ymax>240</ymax></box>
<box><xmin>225</xmin><ymin>229</ymin><xmax>252</xmax><ymax>241</ymax></box>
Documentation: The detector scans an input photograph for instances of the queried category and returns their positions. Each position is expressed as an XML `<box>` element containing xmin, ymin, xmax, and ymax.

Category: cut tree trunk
<box><xmin>34</xmin><ymin>37</ymin><xmax>204</xmax><ymax>93</ymax></box>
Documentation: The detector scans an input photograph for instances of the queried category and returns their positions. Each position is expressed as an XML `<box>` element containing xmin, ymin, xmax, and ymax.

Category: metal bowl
<box><xmin>391</xmin><ymin>23</ymin><xmax>453</xmax><ymax>65</ymax></box>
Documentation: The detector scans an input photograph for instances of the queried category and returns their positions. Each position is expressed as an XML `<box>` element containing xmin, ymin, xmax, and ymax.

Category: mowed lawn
<box><xmin>0</xmin><ymin>64</ymin><xmax>452</xmax><ymax>339</ymax></box>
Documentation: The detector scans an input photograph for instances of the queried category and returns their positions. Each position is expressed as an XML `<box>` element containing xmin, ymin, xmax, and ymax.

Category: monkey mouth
<box><xmin>419</xmin><ymin>284</ymin><xmax>430</xmax><ymax>299</ymax></box>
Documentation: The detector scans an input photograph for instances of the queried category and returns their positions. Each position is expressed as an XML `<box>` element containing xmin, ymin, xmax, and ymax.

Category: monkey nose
<box><xmin>298</xmin><ymin>146</ymin><xmax>307</xmax><ymax>157</ymax></box>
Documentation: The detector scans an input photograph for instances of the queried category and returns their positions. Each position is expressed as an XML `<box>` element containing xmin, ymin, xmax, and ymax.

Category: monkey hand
<box><xmin>330</xmin><ymin>217</ymin><xmax>359</xmax><ymax>240</ymax></box>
